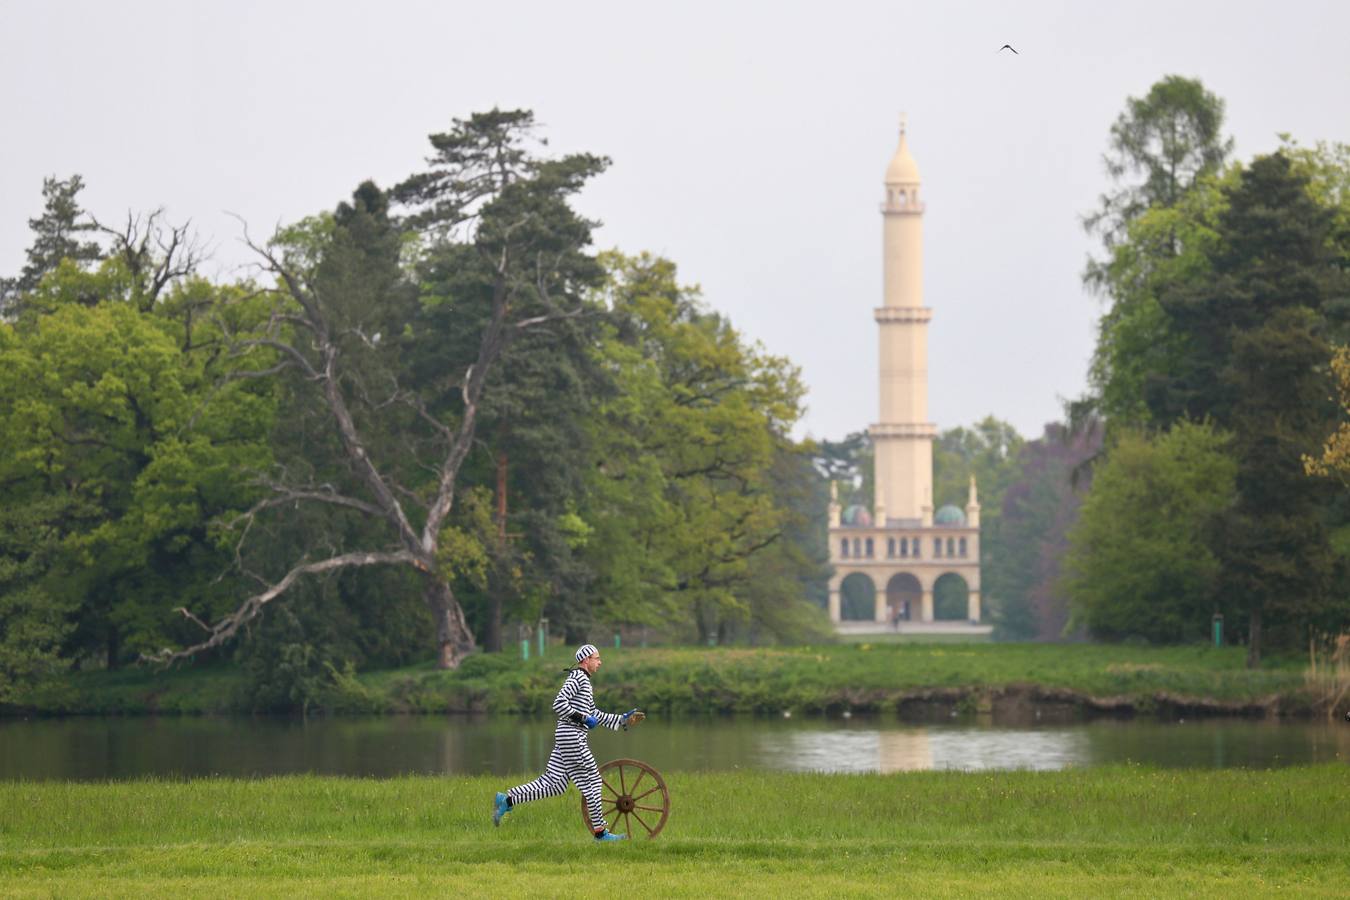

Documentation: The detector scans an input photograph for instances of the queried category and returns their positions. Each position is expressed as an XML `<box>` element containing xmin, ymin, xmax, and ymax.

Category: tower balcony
<box><xmin>873</xmin><ymin>306</ymin><xmax>932</xmax><ymax>323</ymax></box>
<box><xmin>869</xmin><ymin>422</ymin><xmax>937</xmax><ymax>440</ymax></box>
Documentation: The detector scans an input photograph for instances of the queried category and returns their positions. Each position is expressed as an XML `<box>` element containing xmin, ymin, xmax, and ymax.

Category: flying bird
<box><xmin>999</xmin><ymin>44</ymin><xmax>1018</xmax><ymax>54</ymax></box>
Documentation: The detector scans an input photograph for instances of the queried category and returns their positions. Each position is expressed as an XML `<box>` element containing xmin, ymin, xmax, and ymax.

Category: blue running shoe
<box><xmin>492</xmin><ymin>792</ymin><xmax>511</xmax><ymax>827</ymax></box>
<box><xmin>593</xmin><ymin>829</ymin><xmax>627</xmax><ymax>842</ymax></box>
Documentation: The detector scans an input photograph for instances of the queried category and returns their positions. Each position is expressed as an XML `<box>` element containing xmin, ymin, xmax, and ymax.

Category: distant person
<box><xmin>491</xmin><ymin>643</ymin><xmax>644</xmax><ymax>841</ymax></box>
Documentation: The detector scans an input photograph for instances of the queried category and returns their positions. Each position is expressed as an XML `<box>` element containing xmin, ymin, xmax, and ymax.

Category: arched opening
<box><xmin>886</xmin><ymin>572</ymin><xmax>922</xmax><ymax>625</ymax></box>
<box><xmin>933</xmin><ymin>572</ymin><xmax>970</xmax><ymax>621</ymax></box>
<box><xmin>840</xmin><ymin>573</ymin><xmax>877</xmax><ymax>621</ymax></box>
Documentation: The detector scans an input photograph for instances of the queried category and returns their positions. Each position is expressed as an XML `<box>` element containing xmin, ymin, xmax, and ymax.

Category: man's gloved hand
<box><xmin>583</xmin><ymin>714</ymin><xmax>600</xmax><ymax>729</ymax></box>
<box><xmin>620</xmin><ymin>709</ymin><xmax>646</xmax><ymax>729</ymax></box>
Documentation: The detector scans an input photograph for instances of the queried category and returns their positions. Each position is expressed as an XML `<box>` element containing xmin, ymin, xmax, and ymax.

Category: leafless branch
<box><xmin>94</xmin><ymin>209</ymin><xmax>206</xmax><ymax>310</ymax></box>
<box><xmin>146</xmin><ymin>549</ymin><xmax>418</xmax><ymax>664</ymax></box>
<box><xmin>230</xmin><ymin>482</ymin><xmax>388</xmax><ymax>521</ymax></box>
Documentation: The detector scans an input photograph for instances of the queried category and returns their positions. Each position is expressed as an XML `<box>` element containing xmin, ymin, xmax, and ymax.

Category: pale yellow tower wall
<box><xmin>877</xmin><ymin>315</ymin><xmax>929</xmax><ymax>424</ymax></box>
<box><xmin>882</xmin><ymin>211</ymin><xmax>923</xmax><ymax>309</ymax></box>
<box><xmin>872</xmin><ymin>435</ymin><xmax>932</xmax><ymax>522</ymax></box>
<box><xmin>873</xmin><ymin>121</ymin><xmax>932</xmax><ymax>525</ymax></box>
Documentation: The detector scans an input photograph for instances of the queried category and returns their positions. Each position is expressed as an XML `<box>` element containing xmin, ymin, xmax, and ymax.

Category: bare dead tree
<box><xmin>145</xmin><ymin>112</ymin><xmax>605</xmax><ymax>670</ymax></box>
<box><xmin>147</xmin><ymin>213</ymin><xmax>589</xmax><ymax>670</ymax></box>
<box><xmin>94</xmin><ymin>209</ymin><xmax>206</xmax><ymax>311</ymax></box>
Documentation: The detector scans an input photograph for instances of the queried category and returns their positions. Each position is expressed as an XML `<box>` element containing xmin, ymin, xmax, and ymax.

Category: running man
<box><xmin>492</xmin><ymin>643</ymin><xmax>643</xmax><ymax>841</ymax></box>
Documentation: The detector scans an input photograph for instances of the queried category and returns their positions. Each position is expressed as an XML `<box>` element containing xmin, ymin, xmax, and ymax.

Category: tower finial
<box><xmin>899</xmin><ymin>112</ymin><xmax>907</xmax><ymax>136</ymax></box>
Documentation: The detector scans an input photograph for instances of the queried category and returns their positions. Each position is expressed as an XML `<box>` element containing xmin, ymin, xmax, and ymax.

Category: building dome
<box><xmin>885</xmin><ymin>129</ymin><xmax>920</xmax><ymax>183</ymax></box>
<box><xmin>934</xmin><ymin>505</ymin><xmax>965</xmax><ymax>526</ymax></box>
<box><xmin>841</xmin><ymin>504</ymin><xmax>873</xmax><ymax>527</ymax></box>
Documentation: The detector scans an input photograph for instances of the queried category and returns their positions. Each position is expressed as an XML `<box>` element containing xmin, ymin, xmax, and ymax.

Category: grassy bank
<box><xmin>12</xmin><ymin>643</ymin><xmax>1328</xmax><ymax>718</ymax></box>
<box><xmin>2</xmin><ymin>767</ymin><xmax>1347</xmax><ymax>897</ymax></box>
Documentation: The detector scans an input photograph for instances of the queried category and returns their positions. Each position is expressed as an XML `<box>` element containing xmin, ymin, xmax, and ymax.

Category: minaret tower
<box><xmin>825</xmin><ymin>117</ymin><xmax>982</xmax><ymax>633</ymax></box>
<box><xmin>872</xmin><ymin>115</ymin><xmax>935</xmax><ymax>527</ymax></box>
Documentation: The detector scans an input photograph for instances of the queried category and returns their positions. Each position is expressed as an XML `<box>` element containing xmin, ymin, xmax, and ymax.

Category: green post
<box><xmin>614</xmin><ymin>633</ymin><xmax>621</xmax><ymax>649</ymax></box>
<box><xmin>521</xmin><ymin>639</ymin><xmax>530</xmax><ymax>661</ymax></box>
<box><xmin>537</xmin><ymin>624</ymin><xmax>546</xmax><ymax>658</ymax></box>
<box><xmin>1212</xmin><ymin>613</ymin><xmax>1223</xmax><ymax>647</ymax></box>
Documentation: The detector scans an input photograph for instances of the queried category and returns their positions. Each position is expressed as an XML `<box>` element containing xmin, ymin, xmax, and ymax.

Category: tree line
<box><xmin>0</xmin><ymin>111</ymin><xmax>830</xmax><ymax>706</ymax></box>
<box><xmin>2</xmin><ymin>81</ymin><xmax>1346</xmax><ymax>710</ymax></box>
<box><xmin>1065</xmin><ymin>76</ymin><xmax>1350</xmax><ymax>665</ymax></box>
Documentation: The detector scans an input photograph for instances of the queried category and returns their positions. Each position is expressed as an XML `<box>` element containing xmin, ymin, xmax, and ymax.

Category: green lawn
<box><xmin>2</xmin><ymin>768</ymin><xmax>1347</xmax><ymax>897</ymax></box>
<box><xmin>13</xmin><ymin>642</ymin><xmax>1324</xmax><ymax>717</ymax></box>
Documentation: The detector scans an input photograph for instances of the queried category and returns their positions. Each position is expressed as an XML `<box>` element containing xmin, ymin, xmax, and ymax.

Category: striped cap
<box><xmin>575</xmin><ymin>643</ymin><xmax>599</xmax><ymax>663</ymax></box>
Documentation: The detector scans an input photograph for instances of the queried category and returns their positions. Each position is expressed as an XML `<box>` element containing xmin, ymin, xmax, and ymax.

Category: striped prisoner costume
<box><xmin>506</xmin><ymin>667</ymin><xmax>625</xmax><ymax>831</ymax></box>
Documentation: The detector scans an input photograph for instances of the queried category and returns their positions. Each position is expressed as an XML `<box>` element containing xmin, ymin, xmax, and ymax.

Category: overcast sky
<box><xmin>3</xmin><ymin>0</ymin><xmax>1347</xmax><ymax>441</ymax></box>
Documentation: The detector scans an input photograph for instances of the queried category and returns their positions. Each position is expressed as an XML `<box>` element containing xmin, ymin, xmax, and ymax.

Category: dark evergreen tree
<box><xmin>1157</xmin><ymin>154</ymin><xmax>1346</xmax><ymax>665</ymax></box>
<box><xmin>2</xmin><ymin>175</ymin><xmax>103</xmax><ymax>314</ymax></box>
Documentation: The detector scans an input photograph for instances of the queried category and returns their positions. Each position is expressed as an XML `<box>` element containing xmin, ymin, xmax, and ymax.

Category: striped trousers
<box><xmin>507</xmin><ymin>723</ymin><xmax>607</xmax><ymax>831</ymax></box>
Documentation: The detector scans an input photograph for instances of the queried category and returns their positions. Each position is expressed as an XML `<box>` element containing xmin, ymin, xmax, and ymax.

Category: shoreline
<box><xmin>4</xmin><ymin>643</ymin><xmax>1340</xmax><ymax>720</ymax></box>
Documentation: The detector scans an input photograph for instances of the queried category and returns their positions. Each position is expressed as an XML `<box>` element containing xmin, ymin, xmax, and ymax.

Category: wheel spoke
<box><xmin>601</xmin><ymin>775</ymin><xmax>620</xmax><ymax>798</ymax></box>
<box><xmin>632</xmin><ymin>809</ymin><xmax>654</xmax><ymax>834</ymax></box>
<box><xmin>629</xmin><ymin>768</ymin><xmax>646</xmax><ymax>795</ymax></box>
<box><xmin>623</xmin><ymin>811</ymin><xmax>634</xmax><ymax>837</ymax></box>
<box><xmin>618</xmin><ymin>764</ymin><xmax>627</xmax><ymax>795</ymax></box>
<box><xmin>633</xmin><ymin>784</ymin><xmax>662</xmax><ymax>801</ymax></box>
<box><xmin>634</xmin><ymin>804</ymin><xmax>664</xmax><ymax>813</ymax></box>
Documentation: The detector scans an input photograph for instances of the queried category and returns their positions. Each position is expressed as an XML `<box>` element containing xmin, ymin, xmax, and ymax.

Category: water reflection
<box><xmin>761</xmin><ymin>728</ymin><xmax>1093</xmax><ymax>774</ymax></box>
<box><xmin>0</xmin><ymin>715</ymin><xmax>1344</xmax><ymax>780</ymax></box>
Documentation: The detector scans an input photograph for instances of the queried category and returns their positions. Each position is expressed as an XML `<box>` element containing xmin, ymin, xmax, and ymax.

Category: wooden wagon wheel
<box><xmin>580</xmin><ymin>757</ymin><xmax>670</xmax><ymax>839</ymax></box>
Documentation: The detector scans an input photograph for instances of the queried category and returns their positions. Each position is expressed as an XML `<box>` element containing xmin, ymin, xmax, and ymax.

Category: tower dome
<box><xmin>934</xmin><ymin>505</ymin><xmax>965</xmax><ymax>526</ymax></box>
<box><xmin>885</xmin><ymin>120</ymin><xmax>920</xmax><ymax>184</ymax></box>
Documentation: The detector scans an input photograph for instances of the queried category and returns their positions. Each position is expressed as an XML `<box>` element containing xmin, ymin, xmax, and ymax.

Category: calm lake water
<box><xmin>1</xmin><ymin>715</ymin><xmax>1346</xmax><ymax>780</ymax></box>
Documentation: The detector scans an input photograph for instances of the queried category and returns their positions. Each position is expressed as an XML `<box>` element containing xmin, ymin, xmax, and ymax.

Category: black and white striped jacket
<box><xmin>553</xmin><ymin>669</ymin><xmax>623</xmax><ymax>731</ymax></box>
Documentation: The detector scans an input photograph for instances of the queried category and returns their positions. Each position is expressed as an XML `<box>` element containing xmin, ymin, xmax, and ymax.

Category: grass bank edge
<box><xmin>5</xmin><ymin>643</ymin><xmax>1334</xmax><ymax>718</ymax></box>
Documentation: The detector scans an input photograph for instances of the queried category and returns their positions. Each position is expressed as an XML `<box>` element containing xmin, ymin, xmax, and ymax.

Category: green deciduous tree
<box><xmin>580</xmin><ymin>252</ymin><xmax>821</xmax><ymax>644</ymax></box>
<box><xmin>1077</xmin><ymin>76</ymin><xmax>1234</xmax><ymax>428</ymax></box>
<box><xmin>1305</xmin><ymin>345</ymin><xmax>1350</xmax><ymax>484</ymax></box>
<box><xmin>0</xmin><ymin>291</ymin><xmax>275</xmax><ymax>670</ymax></box>
<box><xmin>1084</xmin><ymin>75</ymin><xmax>1233</xmax><ymax>253</ymax></box>
<box><xmin>1066</xmin><ymin>422</ymin><xmax>1236</xmax><ymax>642</ymax></box>
<box><xmin>932</xmin><ymin>416</ymin><xmax>1023</xmax><ymax>516</ymax></box>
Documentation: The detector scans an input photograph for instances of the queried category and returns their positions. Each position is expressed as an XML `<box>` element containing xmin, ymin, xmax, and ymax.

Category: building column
<box><xmin>828</xmin><ymin>587</ymin><xmax>841</xmax><ymax>623</ymax></box>
<box><xmin>969</xmin><ymin>591</ymin><xmax>981</xmax><ymax>623</ymax></box>
<box><xmin>921</xmin><ymin>589</ymin><xmax>934</xmax><ymax>623</ymax></box>
<box><xmin>874</xmin><ymin>588</ymin><xmax>888</xmax><ymax>624</ymax></box>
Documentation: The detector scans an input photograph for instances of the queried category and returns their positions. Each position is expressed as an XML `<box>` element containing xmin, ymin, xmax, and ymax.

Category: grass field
<box><xmin>2</xmin><ymin>767</ymin><xmax>1347</xmax><ymax>897</ymax></box>
<box><xmin>18</xmin><ymin>642</ymin><xmax>1321</xmax><ymax>717</ymax></box>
